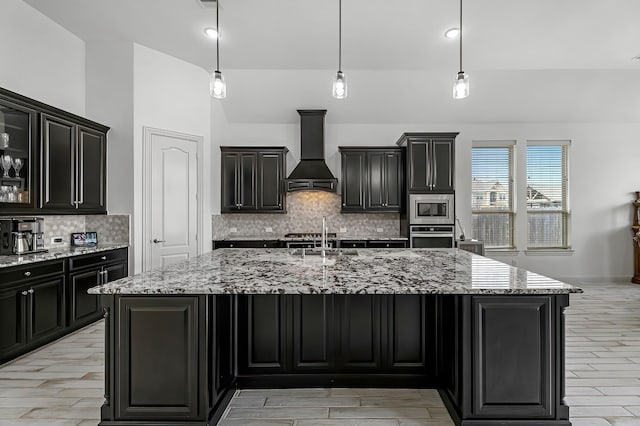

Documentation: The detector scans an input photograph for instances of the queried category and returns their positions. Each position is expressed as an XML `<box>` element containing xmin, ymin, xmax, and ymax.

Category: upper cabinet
<box><xmin>220</xmin><ymin>147</ymin><xmax>287</xmax><ymax>213</ymax></box>
<box><xmin>396</xmin><ymin>133</ymin><xmax>458</xmax><ymax>193</ymax></box>
<box><xmin>339</xmin><ymin>147</ymin><xmax>404</xmax><ymax>213</ymax></box>
<box><xmin>0</xmin><ymin>93</ymin><xmax>38</xmax><ymax>209</ymax></box>
<box><xmin>0</xmin><ymin>87</ymin><xmax>109</xmax><ymax>215</ymax></box>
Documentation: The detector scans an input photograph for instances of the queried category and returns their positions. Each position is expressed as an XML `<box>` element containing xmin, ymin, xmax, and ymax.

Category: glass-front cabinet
<box><xmin>0</xmin><ymin>96</ymin><xmax>37</xmax><ymax>209</ymax></box>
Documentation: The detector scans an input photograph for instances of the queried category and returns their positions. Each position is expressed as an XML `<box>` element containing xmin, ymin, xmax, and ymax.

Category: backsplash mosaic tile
<box><xmin>25</xmin><ymin>215</ymin><xmax>130</xmax><ymax>248</ymax></box>
<box><xmin>213</xmin><ymin>192</ymin><xmax>401</xmax><ymax>239</ymax></box>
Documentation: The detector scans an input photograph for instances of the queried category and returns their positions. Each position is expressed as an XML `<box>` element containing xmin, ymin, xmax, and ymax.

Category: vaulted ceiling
<box><xmin>24</xmin><ymin>0</ymin><xmax>640</xmax><ymax>123</ymax></box>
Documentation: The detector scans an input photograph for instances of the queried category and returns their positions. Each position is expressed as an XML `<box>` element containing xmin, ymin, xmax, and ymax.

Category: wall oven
<box><xmin>410</xmin><ymin>225</ymin><xmax>455</xmax><ymax>248</ymax></box>
<box><xmin>409</xmin><ymin>193</ymin><xmax>455</xmax><ymax>225</ymax></box>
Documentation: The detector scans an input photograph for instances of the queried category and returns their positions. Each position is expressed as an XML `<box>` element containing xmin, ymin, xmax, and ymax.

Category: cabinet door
<box><xmin>341</xmin><ymin>151</ymin><xmax>365</xmax><ymax>211</ymax></box>
<box><xmin>431</xmin><ymin>139</ymin><xmax>454</xmax><ymax>192</ymax></box>
<box><xmin>212</xmin><ymin>295</ymin><xmax>234</xmax><ymax>407</ymax></box>
<box><xmin>116</xmin><ymin>296</ymin><xmax>205</xmax><ymax>421</ymax></box>
<box><xmin>365</xmin><ymin>152</ymin><xmax>385</xmax><ymax>210</ymax></box>
<box><xmin>221</xmin><ymin>152</ymin><xmax>239</xmax><ymax>212</ymax></box>
<box><xmin>28</xmin><ymin>277</ymin><xmax>65</xmax><ymax>343</ymax></box>
<box><xmin>77</xmin><ymin>126</ymin><xmax>106</xmax><ymax>212</ymax></box>
<box><xmin>237</xmin><ymin>295</ymin><xmax>286</xmax><ymax>373</ymax></box>
<box><xmin>41</xmin><ymin>114</ymin><xmax>76</xmax><ymax>209</ymax></box>
<box><xmin>292</xmin><ymin>295</ymin><xmax>334</xmax><ymax>371</ymax></box>
<box><xmin>69</xmin><ymin>269</ymin><xmax>101</xmax><ymax>327</ymax></box>
<box><xmin>105</xmin><ymin>262</ymin><xmax>128</xmax><ymax>283</ymax></box>
<box><xmin>384</xmin><ymin>151</ymin><xmax>403</xmax><ymax>210</ymax></box>
<box><xmin>335</xmin><ymin>295</ymin><xmax>382</xmax><ymax>370</ymax></box>
<box><xmin>0</xmin><ymin>287</ymin><xmax>27</xmax><ymax>361</ymax></box>
<box><xmin>238</xmin><ymin>153</ymin><xmax>257</xmax><ymax>211</ymax></box>
<box><xmin>408</xmin><ymin>139</ymin><xmax>430</xmax><ymax>192</ymax></box>
<box><xmin>258</xmin><ymin>152</ymin><xmax>284</xmax><ymax>211</ymax></box>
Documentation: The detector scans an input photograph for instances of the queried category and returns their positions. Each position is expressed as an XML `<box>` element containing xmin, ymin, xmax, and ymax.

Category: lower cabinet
<box><xmin>0</xmin><ymin>274</ymin><xmax>65</xmax><ymax>363</ymax></box>
<box><xmin>238</xmin><ymin>294</ymin><xmax>435</xmax><ymax>378</ymax></box>
<box><xmin>115</xmin><ymin>296</ymin><xmax>206</xmax><ymax>421</ymax></box>
<box><xmin>68</xmin><ymin>248</ymin><xmax>128</xmax><ymax>330</ymax></box>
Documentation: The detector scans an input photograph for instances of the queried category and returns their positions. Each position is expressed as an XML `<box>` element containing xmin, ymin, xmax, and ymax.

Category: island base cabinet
<box><xmin>100</xmin><ymin>295</ymin><xmax>213</xmax><ymax>425</ymax></box>
<box><xmin>439</xmin><ymin>294</ymin><xmax>571</xmax><ymax>426</ymax></box>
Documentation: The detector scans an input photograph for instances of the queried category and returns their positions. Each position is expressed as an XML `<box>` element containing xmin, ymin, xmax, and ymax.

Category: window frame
<box><xmin>525</xmin><ymin>140</ymin><xmax>571</xmax><ymax>250</ymax></box>
<box><xmin>471</xmin><ymin>141</ymin><xmax>516</xmax><ymax>250</ymax></box>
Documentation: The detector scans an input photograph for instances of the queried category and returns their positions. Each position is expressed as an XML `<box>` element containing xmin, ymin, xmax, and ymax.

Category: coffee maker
<box><xmin>0</xmin><ymin>217</ymin><xmax>46</xmax><ymax>255</ymax></box>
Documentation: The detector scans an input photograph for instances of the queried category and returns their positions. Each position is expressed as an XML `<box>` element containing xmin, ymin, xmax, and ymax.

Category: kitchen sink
<box><xmin>290</xmin><ymin>248</ymin><xmax>358</xmax><ymax>257</ymax></box>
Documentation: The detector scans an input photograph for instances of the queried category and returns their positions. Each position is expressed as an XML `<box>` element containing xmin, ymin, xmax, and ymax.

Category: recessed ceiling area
<box><xmin>22</xmin><ymin>0</ymin><xmax>640</xmax><ymax>123</ymax></box>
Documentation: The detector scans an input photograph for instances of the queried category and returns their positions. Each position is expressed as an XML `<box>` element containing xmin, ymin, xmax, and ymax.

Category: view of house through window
<box><xmin>471</xmin><ymin>140</ymin><xmax>570</xmax><ymax>250</ymax></box>
<box><xmin>526</xmin><ymin>142</ymin><xmax>570</xmax><ymax>249</ymax></box>
<box><xmin>471</xmin><ymin>143</ymin><xmax>514</xmax><ymax>248</ymax></box>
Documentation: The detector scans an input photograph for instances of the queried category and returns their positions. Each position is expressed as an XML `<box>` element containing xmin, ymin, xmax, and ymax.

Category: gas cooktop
<box><xmin>284</xmin><ymin>232</ymin><xmax>337</xmax><ymax>239</ymax></box>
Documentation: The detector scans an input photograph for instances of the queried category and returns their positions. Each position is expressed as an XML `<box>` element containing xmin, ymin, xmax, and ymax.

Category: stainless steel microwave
<box><xmin>409</xmin><ymin>193</ymin><xmax>455</xmax><ymax>225</ymax></box>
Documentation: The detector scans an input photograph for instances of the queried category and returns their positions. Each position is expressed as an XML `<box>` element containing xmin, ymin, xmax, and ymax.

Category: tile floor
<box><xmin>1</xmin><ymin>281</ymin><xmax>640</xmax><ymax>425</ymax></box>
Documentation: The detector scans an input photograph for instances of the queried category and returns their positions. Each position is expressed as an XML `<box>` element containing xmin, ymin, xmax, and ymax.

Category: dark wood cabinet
<box><xmin>115</xmin><ymin>296</ymin><xmax>206</xmax><ymax>421</ymax></box>
<box><xmin>396</xmin><ymin>133</ymin><xmax>457</xmax><ymax>193</ymax></box>
<box><xmin>221</xmin><ymin>147</ymin><xmax>287</xmax><ymax>213</ymax></box>
<box><xmin>338</xmin><ymin>240</ymin><xmax>407</xmax><ymax>249</ymax></box>
<box><xmin>212</xmin><ymin>295</ymin><xmax>234</xmax><ymax>408</ymax></box>
<box><xmin>237</xmin><ymin>295</ymin><xmax>287</xmax><ymax>374</ymax></box>
<box><xmin>340</xmin><ymin>147</ymin><xmax>404</xmax><ymax>213</ymax></box>
<box><xmin>0</xmin><ymin>260</ymin><xmax>66</xmax><ymax>363</ymax></box>
<box><xmin>335</xmin><ymin>295</ymin><xmax>382</xmax><ymax>370</ymax></box>
<box><xmin>68</xmin><ymin>248</ymin><xmax>128</xmax><ymax>330</ymax></box>
<box><xmin>41</xmin><ymin>115</ymin><xmax>107</xmax><ymax>213</ymax></box>
<box><xmin>291</xmin><ymin>295</ymin><xmax>334</xmax><ymax>371</ymax></box>
<box><xmin>0</xmin><ymin>248</ymin><xmax>127</xmax><ymax>365</ymax></box>
<box><xmin>212</xmin><ymin>240</ymin><xmax>282</xmax><ymax>250</ymax></box>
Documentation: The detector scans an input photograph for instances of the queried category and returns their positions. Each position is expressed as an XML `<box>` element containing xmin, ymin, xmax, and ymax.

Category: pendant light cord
<box><xmin>216</xmin><ymin>0</ymin><xmax>220</xmax><ymax>72</ymax></box>
<box><xmin>338</xmin><ymin>0</ymin><xmax>342</xmax><ymax>72</ymax></box>
<box><xmin>459</xmin><ymin>0</ymin><xmax>463</xmax><ymax>72</ymax></box>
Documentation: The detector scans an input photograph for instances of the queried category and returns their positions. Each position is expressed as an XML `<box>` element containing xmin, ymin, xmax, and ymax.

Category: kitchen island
<box><xmin>89</xmin><ymin>248</ymin><xmax>581</xmax><ymax>426</ymax></box>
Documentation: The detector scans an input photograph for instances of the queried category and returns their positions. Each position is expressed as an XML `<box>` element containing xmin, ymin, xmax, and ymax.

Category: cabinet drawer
<box><xmin>214</xmin><ymin>240</ymin><xmax>281</xmax><ymax>249</ymax></box>
<box><xmin>69</xmin><ymin>248</ymin><xmax>128</xmax><ymax>271</ymax></box>
<box><xmin>367</xmin><ymin>240</ymin><xmax>407</xmax><ymax>249</ymax></box>
<box><xmin>340</xmin><ymin>240</ymin><xmax>367</xmax><ymax>249</ymax></box>
<box><xmin>0</xmin><ymin>260</ymin><xmax>65</xmax><ymax>288</ymax></box>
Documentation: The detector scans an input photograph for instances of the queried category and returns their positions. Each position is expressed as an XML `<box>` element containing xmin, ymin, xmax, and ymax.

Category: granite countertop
<box><xmin>216</xmin><ymin>236</ymin><xmax>409</xmax><ymax>241</ymax></box>
<box><xmin>89</xmin><ymin>248</ymin><xmax>581</xmax><ymax>296</ymax></box>
<box><xmin>0</xmin><ymin>244</ymin><xmax>129</xmax><ymax>268</ymax></box>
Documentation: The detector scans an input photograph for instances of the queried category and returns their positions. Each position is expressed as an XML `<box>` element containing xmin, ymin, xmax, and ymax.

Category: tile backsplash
<box><xmin>213</xmin><ymin>192</ymin><xmax>401</xmax><ymax>239</ymax></box>
<box><xmin>39</xmin><ymin>215</ymin><xmax>130</xmax><ymax>247</ymax></box>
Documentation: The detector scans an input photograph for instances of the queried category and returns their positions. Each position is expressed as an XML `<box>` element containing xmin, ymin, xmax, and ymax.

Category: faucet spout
<box><xmin>321</xmin><ymin>216</ymin><xmax>327</xmax><ymax>258</ymax></box>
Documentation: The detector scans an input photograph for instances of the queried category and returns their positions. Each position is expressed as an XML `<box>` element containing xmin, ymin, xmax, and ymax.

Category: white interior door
<box><xmin>147</xmin><ymin>130</ymin><xmax>199</xmax><ymax>270</ymax></box>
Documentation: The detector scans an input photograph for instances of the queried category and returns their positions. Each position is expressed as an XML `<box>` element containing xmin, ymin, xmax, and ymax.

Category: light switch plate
<box><xmin>229</xmin><ymin>227</ymin><xmax>237</xmax><ymax>233</ymax></box>
<box><xmin>265</xmin><ymin>227</ymin><xmax>273</xmax><ymax>233</ymax></box>
<box><xmin>340</xmin><ymin>227</ymin><xmax>347</xmax><ymax>233</ymax></box>
<box><xmin>376</xmin><ymin>228</ymin><xmax>384</xmax><ymax>233</ymax></box>
<box><xmin>51</xmin><ymin>237</ymin><xmax>63</xmax><ymax>244</ymax></box>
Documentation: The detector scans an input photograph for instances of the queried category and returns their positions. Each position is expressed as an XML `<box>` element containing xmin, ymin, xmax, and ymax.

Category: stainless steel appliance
<box><xmin>0</xmin><ymin>217</ymin><xmax>46</xmax><ymax>255</ymax></box>
<box><xmin>409</xmin><ymin>193</ymin><xmax>455</xmax><ymax>225</ymax></box>
<box><xmin>409</xmin><ymin>225</ymin><xmax>455</xmax><ymax>248</ymax></box>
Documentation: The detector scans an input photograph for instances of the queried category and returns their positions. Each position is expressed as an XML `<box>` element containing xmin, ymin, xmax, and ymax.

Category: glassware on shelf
<box><xmin>0</xmin><ymin>154</ymin><xmax>11</xmax><ymax>177</ymax></box>
<box><xmin>11</xmin><ymin>157</ymin><xmax>24</xmax><ymax>178</ymax></box>
<box><xmin>0</xmin><ymin>133</ymin><xmax>8</xmax><ymax>149</ymax></box>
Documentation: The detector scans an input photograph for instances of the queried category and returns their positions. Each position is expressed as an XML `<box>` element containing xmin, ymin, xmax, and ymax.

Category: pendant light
<box><xmin>210</xmin><ymin>0</ymin><xmax>226</xmax><ymax>99</ymax></box>
<box><xmin>453</xmin><ymin>0</ymin><xmax>469</xmax><ymax>99</ymax></box>
<box><xmin>332</xmin><ymin>0</ymin><xmax>347</xmax><ymax>99</ymax></box>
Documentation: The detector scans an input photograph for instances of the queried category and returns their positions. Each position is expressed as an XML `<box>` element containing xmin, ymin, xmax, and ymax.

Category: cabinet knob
<box><xmin>28</xmin><ymin>288</ymin><xmax>34</xmax><ymax>294</ymax></box>
<box><xmin>386</xmin><ymin>243</ymin><xmax>390</xmax><ymax>247</ymax></box>
<box><xmin>229</xmin><ymin>244</ymin><xmax>234</xmax><ymax>248</ymax></box>
<box><xmin>24</xmin><ymin>271</ymin><xmax>31</xmax><ymax>277</ymax></box>
<box><xmin>21</xmin><ymin>290</ymin><xmax>28</xmax><ymax>296</ymax></box>
<box><xmin>101</xmin><ymin>256</ymin><xmax>107</xmax><ymax>260</ymax></box>
<box><xmin>263</xmin><ymin>243</ymin><xmax>267</xmax><ymax>247</ymax></box>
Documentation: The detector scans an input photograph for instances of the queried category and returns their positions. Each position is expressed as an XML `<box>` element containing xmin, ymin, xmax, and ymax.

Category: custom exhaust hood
<box><xmin>285</xmin><ymin>110</ymin><xmax>338</xmax><ymax>192</ymax></box>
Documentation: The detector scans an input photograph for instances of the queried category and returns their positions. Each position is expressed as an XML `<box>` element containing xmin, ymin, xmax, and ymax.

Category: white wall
<box><xmin>0</xmin><ymin>0</ymin><xmax>85</xmax><ymax>115</ymax></box>
<box><xmin>133</xmin><ymin>44</ymin><xmax>212</xmax><ymax>273</ymax></box>
<box><xmin>216</xmin><ymin>120</ymin><xmax>640</xmax><ymax>282</ymax></box>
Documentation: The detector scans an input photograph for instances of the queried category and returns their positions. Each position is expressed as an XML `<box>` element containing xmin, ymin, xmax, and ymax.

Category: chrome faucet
<box><xmin>321</xmin><ymin>216</ymin><xmax>328</xmax><ymax>258</ymax></box>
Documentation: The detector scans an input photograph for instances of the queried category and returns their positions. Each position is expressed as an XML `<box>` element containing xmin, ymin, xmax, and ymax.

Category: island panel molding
<box><xmin>91</xmin><ymin>248</ymin><xmax>579</xmax><ymax>426</ymax></box>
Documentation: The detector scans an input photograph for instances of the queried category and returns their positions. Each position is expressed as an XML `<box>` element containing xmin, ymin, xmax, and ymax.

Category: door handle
<box><xmin>21</xmin><ymin>290</ymin><xmax>28</xmax><ymax>296</ymax></box>
<box><xmin>28</xmin><ymin>288</ymin><xmax>34</xmax><ymax>294</ymax></box>
<box><xmin>153</xmin><ymin>239</ymin><xmax>165</xmax><ymax>244</ymax></box>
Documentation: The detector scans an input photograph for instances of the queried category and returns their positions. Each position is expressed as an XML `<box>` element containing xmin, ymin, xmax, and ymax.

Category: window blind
<box><xmin>471</xmin><ymin>144</ymin><xmax>515</xmax><ymax>249</ymax></box>
<box><xmin>526</xmin><ymin>142</ymin><xmax>569</xmax><ymax>248</ymax></box>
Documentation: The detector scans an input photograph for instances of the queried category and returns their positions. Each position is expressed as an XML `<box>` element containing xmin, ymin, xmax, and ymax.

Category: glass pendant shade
<box><xmin>210</xmin><ymin>70</ymin><xmax>226</xmax><ymax>99</ymax></box>
<box><xmin>453</xmin><ymin>71</ymin><xmax>469</xmax><ymax>99</ymax></box>
<box><xmin>333</xmin><ymin>71</ymin><xmax>348</xmax><ymax>99</ymax></box>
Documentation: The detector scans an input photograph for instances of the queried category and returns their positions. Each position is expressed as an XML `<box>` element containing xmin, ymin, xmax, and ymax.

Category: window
<box><xmin>471</xmin><ymin>142</ymin><xmax>515</xmax><ymax>248</ymax></box>
<box><xmin>526</xmin><ymin>141</ymin><xmax>570</xmax><ymax>249</ymax></box>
